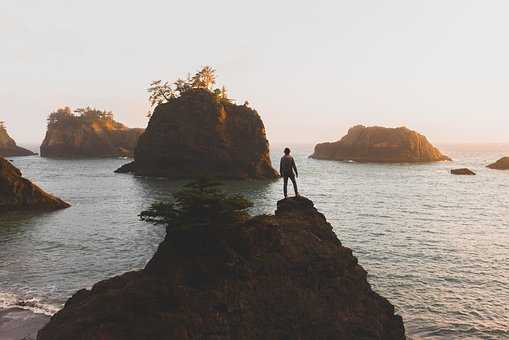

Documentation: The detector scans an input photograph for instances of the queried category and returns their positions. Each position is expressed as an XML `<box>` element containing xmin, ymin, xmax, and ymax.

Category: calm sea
<box><xmin>0</xmin><ymin>144</ymin><xmax>508</xmax><ymax>339</ymax></box>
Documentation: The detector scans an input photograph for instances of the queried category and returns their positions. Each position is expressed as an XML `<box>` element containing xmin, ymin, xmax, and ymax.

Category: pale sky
<box><xmin>1</xmin><ymin>0</ymin><xmax>509</xmax><ymax>145</ymax></box>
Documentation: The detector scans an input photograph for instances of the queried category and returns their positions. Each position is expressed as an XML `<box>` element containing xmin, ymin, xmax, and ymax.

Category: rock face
<box><xmin>116</xmin><ymin>89</ymin><xmax>278</xmax><ymax>179</ymax></box>
<box><xmin>40</xmin><ymin>115</ymin><xmax>143</xmax><ymax>158</ymax></box>
<box><xmin>311</xmin><ymin>125</ymin><xmax>451</xmax><ymax>163</ymax></box>
<box><xmin>451</xmin><ymin>168</ymin><xmax>476</xmax><ymax>175</ymax></box>
<box><xmin>0</xmin><ymin>126</ymin><xmax>36</xmax><ymax>157</ymax></box>
<box><xmin>38</xmin><ymin>196</ymin><xmax>405</xmax><ymax>340</ymax></box>
<box><xmin>487</xmin><ymin>157</ymin><xmax>509</xmax><ymax>170</ymax></box>
<box><xmin>0</xmin><ymin>157</ymin><xmax>70</xmax><ymax>211</ymax></box>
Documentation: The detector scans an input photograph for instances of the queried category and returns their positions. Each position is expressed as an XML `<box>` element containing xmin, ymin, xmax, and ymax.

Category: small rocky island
<box><xmin>451</xmin><ymin>168</ymin><xmax>476</xmax><ymax>175</ymax></box>
<box><xmin>0</xmin><ymin>156</ymin><xmax>69</xmax><ymax>211</ymax></box>
<box><xmin>40</xmin><ymin>107</ymin><xmax>144</xmax><ymax>158</ymax></box>
<box><xmin>0</xmin><ymin>121</ymin><xmax>36</xmax><ymax>157</ymax></box>
<box><xmin>37</xmin><ymin>190</ymin><xmax>405</xmax><ymax>340</ymax></box>
<box><xmin>311</xmin><ymin>125</ymin><xmax>451</xmax><ymax>163</ymax></box>
<box><xmin>487</xmin><ymin>157</ymin><xmax>509</xmax><ymax>170</ymax></box>
<box><xmin>116</xmin><ymin>67</ymin><xmax>278</xmax><ymax>179</ymax></box>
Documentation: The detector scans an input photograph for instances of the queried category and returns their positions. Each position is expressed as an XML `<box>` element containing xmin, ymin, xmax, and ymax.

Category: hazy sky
<box><xmin>1</xmin><ymin>0</ymin><xmax>509</xmax><ymax>145</ymax></box>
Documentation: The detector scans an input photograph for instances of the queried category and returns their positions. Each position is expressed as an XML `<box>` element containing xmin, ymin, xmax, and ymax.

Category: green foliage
<box><xmin>191</xmin><ymin>65</ymin><xmax>216</xmax><ymax>89</ymax></box>
<box><xmin>47</xmin><ymin>107</ymin><xmax>114</xmax><ymax>127</ymax></box>
<box><xmin>139</xmin><ymin>178</ymin><xmax>252</xmax><ymax>230</ymax></box>
<box><xmin>147</xmin><ymin>66</ymin><xmax>235</xmax><ymax>112</ymax></box>
<box><xmin>147</xmin><ymin>80</ymin><xmax>175</xmax><ymax>109</ymax></box>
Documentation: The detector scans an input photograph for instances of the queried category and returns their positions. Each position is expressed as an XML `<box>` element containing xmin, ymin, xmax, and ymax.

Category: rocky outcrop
<box><xmin>311</xmin><ymin>125</ymin><xmax>451</xmax><ymax>163</ymax></box>
<box><xmin>40</xmin><ymin>112</ymin><xmax>143</xmax><ymax>158</ymax></box>
<box><xmin>487</xmin><ymin>157</ymin><xmax>509</xmax><ymax>170</ymax></box>
<box><xmin>38</xmin><ymin>196</ymin><xmax>405</xmax><ymax>340</ymax></box>
<box><xmin>0</xmin><ymin>126</ymin><xmax>36</xmax><ymax>157</ymax></box>
<box><xmin>451</xmin><ymin>168</ymin><xmax>476</xmax><ymax>175</ymax></box>
<box><xmin>0</xmin><ymin>156</ymin><xmax>70</xmax><ymax>211</ymax></box>
<box><xmin>116</xmin><ymin>89</ymin><xmax>278</xmax><ymax>179</ymax></box>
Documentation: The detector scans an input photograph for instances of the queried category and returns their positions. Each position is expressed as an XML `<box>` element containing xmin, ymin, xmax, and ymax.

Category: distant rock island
<box><xmin>0</xmin><ymin>122</ymin><xmax>36</xmax><ymax>157</ymax></box>
<box><xmin>116</xmin><ymin>67</ymin><xmax>278</xmax><ymax>179</ymax></box>
<box><xmin>311</xmin><ymin>125</ymin><xmax>451</xmax><ymax>163</ymax></box>
<box><xmin>0</xmin><ymin>156</ymin><xmax>69</xmax><ymax>211</ymax></box>
<box><xmin>40</xmin><ymin>107</ymin><xmax>144</xmax><ymax>158</ymax></box>
<box><xmin>451</xmin><ymin>168</ymin><xmax>476</xmax><ymax>175</ymax></box>
<box><xmin>37</xmin><ymin>196</ymin><xmax>405</xmax><ymax>340</ymax></box>
<box><xmin>487</xmin><ymin>157</ymin><xmax>509</xmax><ymax>170</ymax></box>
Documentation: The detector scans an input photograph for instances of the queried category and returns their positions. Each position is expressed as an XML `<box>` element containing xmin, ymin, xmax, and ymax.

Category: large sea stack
<box><xmin>311</xmin><ymin>125</ymin><xmax>451</xmax><ymax>163</ymax></box>
<box><xmin>487</xmin><ymin>157</ymin><xmax>509</xmax><ymax>170</ymax></box>
<box><xmin>0</xmin><ymin>156</ymin><xmax>70</xmax><ymax>211</ymax></box>
<box><xmin>37</xmin><ymin>196</ymin><xmax>405</xmax><ymax>340</ymax></box>
<box><xmin>40</xmin><ymin>107</ymin><xmax>144</xmax><ymax>158</ymax></box>
<box><xmin>115</xmin><ymin>70</ymin><xmax>277</xmax><ymax>179</ymax></box>
<box><xmin>0</xmin><ymin>123</ymin><xmax>36</xmax><ymax>157</ymax></box>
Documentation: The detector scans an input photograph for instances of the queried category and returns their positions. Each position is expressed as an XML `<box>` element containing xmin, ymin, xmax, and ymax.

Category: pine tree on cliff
<box><xmin>47</xmin><ymin>107</ymin><xmax>73</xmax><ymax>127</ymax></box>
<box><xmin>191</xmin><ymin>66</ymin><xmax>216</xmax><ymax>89</ymax></box>
<box><xmin>139</xmin><ymin>178</ymin><xmax>252</xmax><ymax>229</ymax></box>
<box><xmin>0</xmin><ymin>121</ymin><xmax>5</xmax><ymax>131</ymax></box>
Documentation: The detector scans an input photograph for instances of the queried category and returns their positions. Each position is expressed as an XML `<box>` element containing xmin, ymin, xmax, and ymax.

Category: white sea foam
<box><xmin>0</xmin><ymin>292</ymin><xmax>61</xmax><ymax>316</ymax></box>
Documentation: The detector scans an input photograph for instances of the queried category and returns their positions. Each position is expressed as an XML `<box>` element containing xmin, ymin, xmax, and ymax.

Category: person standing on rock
<box><xmin>280</xmin><ymin>147</ymin><xmax>299</xmax><ymax>198</ymax></box>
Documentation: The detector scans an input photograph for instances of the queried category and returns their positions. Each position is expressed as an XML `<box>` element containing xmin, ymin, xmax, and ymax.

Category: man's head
<box><xmin>284</xmin><ymin>147</ymin><xmax>290</xmax><ymax>155</ymax></box>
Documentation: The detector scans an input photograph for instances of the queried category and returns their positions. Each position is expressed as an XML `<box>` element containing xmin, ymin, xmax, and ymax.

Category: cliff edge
<box><xmin>115</xmin><ymin>89</ymin><xmax>278</xmax><ymax>179</ymax></box>
<box><xmin>0</xmin><ymin>156</ymin><xmax>70</xmax><ymax>211</ymax></box>
<box><xmin>311</xmin><ymin>125</ymin><xmax>450</xmax><ymax>163</ymax></box>
<box><xmin>38</xmin><ymin>196</ymin><xmax>405</xmax><ymax>340</ymax></box>
<box><xmin>0</xmin><ymin>124</ymin><xmax>36</xmax><ymax>157</ymax></box>
<box><xmin>40</xmin><ymin>107</ymin><xmax>143</xmax><ymax>158</ymax></box>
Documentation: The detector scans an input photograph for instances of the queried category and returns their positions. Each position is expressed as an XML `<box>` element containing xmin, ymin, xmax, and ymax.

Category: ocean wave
<box><xmin>0</xmin><ymin>292</ymin><xmax>61</xmax><ymax>316</ymax></box>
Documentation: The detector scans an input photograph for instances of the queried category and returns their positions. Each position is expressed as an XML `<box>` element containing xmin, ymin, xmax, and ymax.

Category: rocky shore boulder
<box><xmin>311</xmin><ymin>125</ymin><xmax>451</xmax><ymax>163</ymax></box>
<box><xmin>0</xmin><ymin>157</ymin><xmax>70</xmax><ymax>211</ymax></box>
<box><xmin>37</xmin><ymin>196</ymin><xmax>405</xmax><ymax>340</ymax></box>
<box><xmin>115</xmin><ymin>89</ymin><xmax>278</xmax><ymax>179</ymax></box>
<box><xmin>0</xmin><ymin>124</ymin><xmax>36</xmax><ymax>157</ymax></box>
<box><xmin>451</xmin><ymin>168</ymin><xmax>476</xmax><ymax>175</ymax></box>
<box><xmin>487</xmin><ymin>157</ymin><xmax>509</xmax><ymax>170</ymax></box>
<box><xmin>40</xmin><ymin>107</ymin><xmax>143</xmax><ymax>158</ymax></box>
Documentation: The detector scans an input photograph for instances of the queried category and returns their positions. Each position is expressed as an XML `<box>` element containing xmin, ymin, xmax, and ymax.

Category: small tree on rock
<box><xmin>147</xmin><ymin>80</ymin><xmax>175</xmax><ymax>110</ymax></box>
<box><xmin>191</xmin><ymin>66</ymin><xmax>216</xmax><ymax>90</ymax></box>
<box><xmin>139</xmin><ymin>178</ymin><xmax>252</xmax><ymax>230</ymax></box>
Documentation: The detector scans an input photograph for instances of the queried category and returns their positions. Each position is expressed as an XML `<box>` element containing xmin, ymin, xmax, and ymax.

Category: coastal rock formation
<box><xmin>40</xmin><ymin>107</ymin><xmax>143</xmax><ymax>158</ymax></box>
<box><xmin>0</xmin><ymin>124</ymin><xmax>36</xmax><ymax>157</ymax></box>
<box><xmin>116</xmin><ymin>89</ymin><xmax>278</xmax><ymax>179</ymax></box>
<box><xmin>487</xmin><ymin>157</ymin><xmax>509</xmax><ymax>170</ymax></box>
<box><xmin>38</xmin><ymin>196</ymin><xmax>405</xmax><ymax>340</ymax></box>
<box><xmin>0</xmin><ymin>156</ymin><xmax>70</xmax><ymax>211</ymax></box>
<box><xmin>451</xmin><ymin>168</ymin><xmax>476</xmax><ymax>175</ymax></box>
<box><xmin>311</xmin><ymin>125</ymin><xmax>451</xmax><ymax>163</ymax></box>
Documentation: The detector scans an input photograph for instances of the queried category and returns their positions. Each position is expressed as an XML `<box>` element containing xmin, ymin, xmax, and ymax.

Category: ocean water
<box><xmin>0</xmin><ymin>144</ymin><xmax>508</xmax><ymax>339</ymax></box>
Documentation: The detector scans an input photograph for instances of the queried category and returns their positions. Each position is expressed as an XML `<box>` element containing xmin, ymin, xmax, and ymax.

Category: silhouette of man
<box><xmin>280</xmin><ymin>147</ymin><xmax>299</xmax><ymax>198</ymax></box>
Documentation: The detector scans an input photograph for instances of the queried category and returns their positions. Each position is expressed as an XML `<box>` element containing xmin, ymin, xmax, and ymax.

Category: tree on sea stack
<box><xmin>191</xmin><ymin>66</ymin><xmax>216</xmax><ymax>89</ymax></box>
<box><xmin>0</xmin><ymin>121</ymin><xmax>5</xmax><ymax>130</ymax></box>
<box><xmin>139</xmin><ymin>178</ymin><xmax>252</xmax><ymax>230</ymax></box>
<box><xmin>147</xmin><ymin>66</ymin><xmax>231</xmax><ymax>115</ymax></box>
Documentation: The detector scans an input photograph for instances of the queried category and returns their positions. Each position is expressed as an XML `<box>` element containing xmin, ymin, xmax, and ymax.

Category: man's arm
<box><xmin>279</xmin><ymin>158</ymin><xmax>283</xmax><ymax>177</ymax></box>
<box><xmin>292</xmin><ymin>158</ymin><xmax>298</xmax><ymax>177</ymax></box>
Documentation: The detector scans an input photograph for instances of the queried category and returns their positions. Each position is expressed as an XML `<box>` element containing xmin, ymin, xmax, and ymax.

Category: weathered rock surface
<box><xmin>451</xmin><ymin>168</ymin><xmax>476</xmax><ymax>175</ymax></box>
<box><xmin>116</xmin><ymin>89</ymin><xmax>278</xmax><ymax>179</ymax></box>
<box><xmin>40</xmin><ymin>116</ymin><xmax>143</xmax><ymax>158</ymax></box>
<box><xmin>38</xmin><ymin>196</ymin><xmax>405</xmax><ymax>340</ymax></box>
<box><xmin>0</xmin><ymin>126</ymin><xmax>36</xmax><ymax>157</ymax></box>
<box><xmin>487</xmin><ymin>157</ymin><xmax>509</xmax><ymax>170</ymax></box>
<box><xmin>311</xmin><ymin>125</ymin><xmax>451</xmax><ymax>163</ymax></box>
<box><xmin>0</xmin><ymin>157</ymin><xmax>70</xmax><ymax>211</ymax></box>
